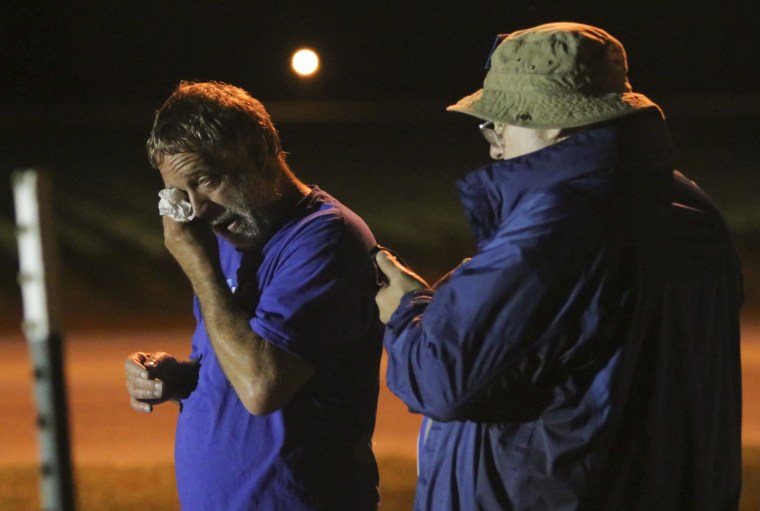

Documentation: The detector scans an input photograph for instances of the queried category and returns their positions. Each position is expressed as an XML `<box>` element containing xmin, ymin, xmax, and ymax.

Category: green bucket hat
<box><xmin>447</xmin><ymin>22</ymin><xmax>662</xmax><ymax>128</ymax></box>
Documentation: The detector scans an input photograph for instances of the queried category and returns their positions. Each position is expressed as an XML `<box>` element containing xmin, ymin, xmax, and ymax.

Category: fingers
<box><xmin>375</xmin><ymin>286</ymin><xmax>394</xmax><ymax>325</ymax></box>
<box><xmin>373</xmin><ymin>248</ymin><xmax>432</xmax><ymax>324</ymax></box>
<box><xmin>374</xmin><ymin>249</ymin><xmax>430</xmax><ymax>289</ymax></box>
<box><xmin>125</xmin><ymin>352</ymin><xmax>150</xmax><ymax>379</ymax></box>
<box><xmin>125</xmin><ymin>351</ymin><xmax>170</xmax><ymax>411</ymax></box>
<box><xmin>374</xmin><ymin>250</ymin><xmax>404</xmax><ymax>285</ymax></box>
<box><xmin>130</xmin><ymin>396</ymin><xmax>154</xmax><ymax>414</ymax></box>
<box><xmin>143</xmin><ymin>351</ymin><xmax>171</xmax><ymax>371</ymax></box>
<box><xmin>126</xmin><ymin>374</ymin><xmax>165</xmax><ymax>401</ymax></box>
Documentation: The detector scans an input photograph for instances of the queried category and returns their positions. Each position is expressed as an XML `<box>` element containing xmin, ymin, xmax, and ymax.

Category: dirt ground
<box><xmin>0</xmin><ymin>320</ymin><xmax>421</xmax><ymax>467</ymax></box>
<box><xmin>1</xmin><ymin>312</ymin><xmax>758</xmax><ymax>467</ymax></box>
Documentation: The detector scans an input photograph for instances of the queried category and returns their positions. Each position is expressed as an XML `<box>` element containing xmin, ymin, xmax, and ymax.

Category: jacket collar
<box><xmin>456</xmin><ymin>112</ymin><xmax>675</xmax><ymax>246</ymax></box>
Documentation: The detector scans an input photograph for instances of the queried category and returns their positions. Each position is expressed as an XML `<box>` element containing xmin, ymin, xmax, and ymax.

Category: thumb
<box><xmin>374</xmin><ymin>249</ymin><xmax>405</xmax><ymax>283</ymax></box>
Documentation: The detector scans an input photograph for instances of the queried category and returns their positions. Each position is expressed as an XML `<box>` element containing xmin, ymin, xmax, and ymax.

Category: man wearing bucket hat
<box><xmin>375</xmin><ymin>22</ymin><xmax>743</xmax><ymax>510</ymax></box>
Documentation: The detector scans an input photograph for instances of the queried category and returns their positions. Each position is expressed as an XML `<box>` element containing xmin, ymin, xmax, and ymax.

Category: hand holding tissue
<box><xmin>158</xmin><ymin>188</ymin><xmax>195</xmax><ymax>222</ymax></box>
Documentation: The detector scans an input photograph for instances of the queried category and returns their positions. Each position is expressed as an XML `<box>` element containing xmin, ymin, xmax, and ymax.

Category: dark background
<box><xmin>3</xmin><ymin>1</ymin><xmax>758</xmax><ymax>106</ymax></box>
<box><xmin>1</xmin><ymin>1</ymin><xmax>759</xmax><ymax>327</ymax></box>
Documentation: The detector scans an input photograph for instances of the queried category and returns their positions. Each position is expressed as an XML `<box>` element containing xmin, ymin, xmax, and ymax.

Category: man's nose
<box><xmin>489</xmin><ymin>144</ymin><xmax>504</xmax><ymax>160</ymax></box>
<box><xmin>187</xmin><ymin>189</ymin><xmax>210</xmax><ymax>219</ymax></box>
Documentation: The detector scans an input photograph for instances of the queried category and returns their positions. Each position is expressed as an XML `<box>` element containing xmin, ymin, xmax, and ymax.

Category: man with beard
<box><xmin>124</xmin><ymin>81</ymin><xmax>383</xmax><ymax>510</ymax></box>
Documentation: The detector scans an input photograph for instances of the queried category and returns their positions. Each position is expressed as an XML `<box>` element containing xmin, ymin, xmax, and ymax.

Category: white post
<box><xmin>13</xmin><ymin>170</ymin><xmax>76</xmax><ymax>511</ymax></box>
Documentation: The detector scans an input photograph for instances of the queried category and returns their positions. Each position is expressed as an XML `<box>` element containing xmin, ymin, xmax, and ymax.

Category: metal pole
<box><xmin>13</xmin><ymin>170</ymin><xmax>76</xmax><ymax>511</ymax></box>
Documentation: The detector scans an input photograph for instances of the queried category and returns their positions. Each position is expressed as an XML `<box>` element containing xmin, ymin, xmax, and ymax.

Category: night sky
<box><xmin>3</xmin><ymin>1</ymin><xmax>758</xmax><ymax>109</ymax></box>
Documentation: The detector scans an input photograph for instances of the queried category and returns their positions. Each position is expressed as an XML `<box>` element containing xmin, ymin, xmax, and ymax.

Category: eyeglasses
<box><xmin>479</xmin><ymin>120</ymin><xmax>504</xmax><ymax>148</ymax></box>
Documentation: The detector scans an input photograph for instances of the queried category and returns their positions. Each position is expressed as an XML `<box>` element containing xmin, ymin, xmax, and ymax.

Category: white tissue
<box><xmin>158</xmin><ymin>188</ymin><xmax>195</xmax><ymax>222</ymax></box>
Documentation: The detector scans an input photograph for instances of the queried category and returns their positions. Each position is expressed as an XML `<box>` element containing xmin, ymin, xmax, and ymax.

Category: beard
<box><xmin>210</xmin><ymin>183</ymin><xmax>272</xmax><ymax>247</ymax></box>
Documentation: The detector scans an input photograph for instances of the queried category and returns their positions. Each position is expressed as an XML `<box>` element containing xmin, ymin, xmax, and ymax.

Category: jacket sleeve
<box><xmin>384</xmin><ymin>184</ymin><xmax>619</xmax><ymax>422</ymax></box>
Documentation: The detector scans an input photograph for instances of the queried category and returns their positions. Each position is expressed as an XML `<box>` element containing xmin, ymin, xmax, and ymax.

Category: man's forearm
<box><xmin>187</xmin><ymin>263</ymin><xmax>315</xmax><ymax>415</ymax></box>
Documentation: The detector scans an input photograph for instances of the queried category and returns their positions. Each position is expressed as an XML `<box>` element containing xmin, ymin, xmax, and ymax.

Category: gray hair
<box><xmin>146</xmin><ymin>81</ymin><xmax>282</xmax><ymax>170</ymax></box>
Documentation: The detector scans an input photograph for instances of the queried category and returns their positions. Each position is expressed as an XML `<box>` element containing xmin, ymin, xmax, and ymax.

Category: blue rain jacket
<box><xmin>384</xmin><ymin>112</ymin><xmax>743</xmax><ymax>511</ymax></box>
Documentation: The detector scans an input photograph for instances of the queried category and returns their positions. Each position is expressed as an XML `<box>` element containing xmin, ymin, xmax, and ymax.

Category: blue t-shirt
<box><xmin>174</xmin><ymin>187</ymin><xmax>383</xmax><ymax>511</ymax></box>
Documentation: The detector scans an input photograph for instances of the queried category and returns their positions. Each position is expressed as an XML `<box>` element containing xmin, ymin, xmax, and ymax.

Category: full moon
<box><xmin>291</xmin><ymin>49</ymin><xmax>320</xmax><ymax>76</ymax></box>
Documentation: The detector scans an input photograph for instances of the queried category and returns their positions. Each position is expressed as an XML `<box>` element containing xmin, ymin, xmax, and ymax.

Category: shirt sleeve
<box><xmin>250</xmin><ymin>209</ymin><xmax>377</xmax><ymax>368</ymax></box>
<box><xmin>384</xmin><ymin>183</ymin><xmax>625</xmax><ymax>422</ymax></box>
